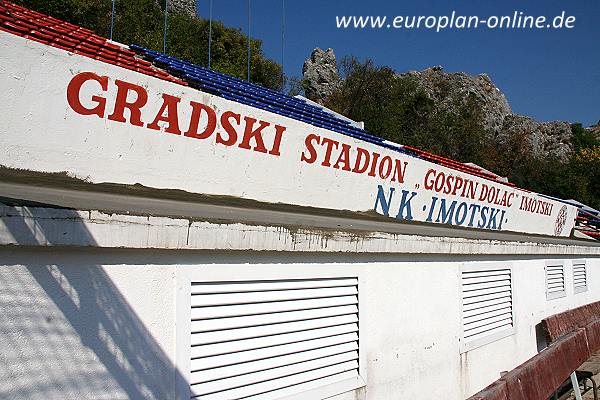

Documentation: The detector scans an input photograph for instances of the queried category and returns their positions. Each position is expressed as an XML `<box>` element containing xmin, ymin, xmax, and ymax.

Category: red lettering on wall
<box><xmin>424</xmin><ymin>169</ymin><xmax>436</xmax><ymax>190</ymax></box>
<box><xmin>239</xmin><ymin>117</ymin><xmax>269</xmax><ymax>153</ymax></box>
<box><xmin>65</xmin><ymin>72</ymin><xmax>290</xmax><ymax>159</ymax></box>
<box><xmin>333</xmin><ymin>144</ymin><xmax>352</xmax><ymax>171</ymax></box>
<box><xmin>352</xmin><ymin>148</ymin><xmax>370</xmax><ymax>174</ymax></box>
<box><xmin>66</xmin><ymin>72</ymin><xmax>108</xmax><ymax>117</ymax></box>
<box><xmin>299</xmin><ymin>133</ymin><xmax>411</xmax><ymax>183</ymax></box>
<box><xmin>217</xmin><ymin>111</ymin><xmax>240</xmax><ymax>146</ymax></box>
<box><xmin>423</xmin><ymin>169</ymin><xmax>480</xmax><ymax>201</ymax></box>
<box><xmin>367</xmin><ymin>153</ymin><xmax>380</xmax><ymax>177</ymax></box>
<box><xmin>300</xmin><ymin>134</ymin><xmax>320</xmax><ymax>164</ymax></box>
<box><xmin>320</xmin><ymin>138</ymin><xmax>339</xmax><ymax>167</ymax></box>
<box><xmin>108</xmin><ymin>80</ymin><xmax>148</xmax><ymax>126</ymax></box>
<box><xmin>269</xmin><ymin>125</ymin><xmax>286</xmax><ymax>156</ymax></box>
<box><xmin>391</xmin><ymin>159</ymin><xmax>408</xmax><ymax>183</ymax></box>
<box><xmin>185</xmin><ymin>101</ymin><xmax>216</xmax><ymax>140</ymax></box>
<box><xmin>378</xmin><ymin>156</ymin><xmax>392</xmax><ymax>179</ymax></box>
<box><xmin>147</xmin><ymin>93</ymin><xmax>182</xmax><ymax>135</ymax></box>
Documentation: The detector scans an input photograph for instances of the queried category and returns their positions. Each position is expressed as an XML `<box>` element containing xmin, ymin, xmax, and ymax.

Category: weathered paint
<box><xmin>542</xmin><ymin>301</ymin><xmax>600</xmax><ymax>342</ymax></box>
<box><xmin>470</xmin><ymin>302</ymin><xmax>600</xmax><ymax>400</ymax></box>
<box><xmin>467</xmin><ymin>380</ymin><xmax>509</xmax><ymax>400</ymax></box>
<box><xmin>2</xmin><ymin>243</ymin><xmax>600</xmax><ymax>400</ymax></box>
<box><xmin>585</xmin><ymin>319</ymin><xmax>600</xmax><ymax>352</ymax></box>
<box><xmin>2</xmin><ymin>204</ymin><xmax>599</xmax><ymax>255</ymax></box>
<box><xmin>2</xmin><ymin>204</ymin><xmax>600</xmax><ymax>399</ymax></box>
<box><xmin>503</xmin><ymin>330</ymin><xmax>590</xmax><ymax>400</ymax></box>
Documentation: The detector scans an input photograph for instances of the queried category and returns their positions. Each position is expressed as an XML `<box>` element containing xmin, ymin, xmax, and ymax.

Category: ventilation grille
<box><xmin>461</xmin><ymin>269</ymin><xmax>513</xmax><ymax>343</ymax></box>
<box><xmin>546</xmin><ymin>264</ymin><xmax>566</xmax><ymax>300</ymax></box>
<box><xmin>573</xmin><ymin>263</ymin><xmax>587</xmax><ymax>294</ymax></box>
<box><xmin>188</xmin><ymin>278</ymin><xmax>360</xmax><ymax>400</ymax></box>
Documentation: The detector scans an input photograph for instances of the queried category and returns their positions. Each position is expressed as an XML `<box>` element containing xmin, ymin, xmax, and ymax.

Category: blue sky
<box><xmin>195</xmin><ymin>0</ymin><xmax>599</xmax><ymax>126</ymax></box>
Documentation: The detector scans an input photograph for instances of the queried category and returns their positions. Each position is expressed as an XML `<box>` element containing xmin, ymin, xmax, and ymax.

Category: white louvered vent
<box><xmin>188</xmin><ymin>277</ymin><xmax>360</xmax><ymax>400</ymax></box>
<box><xmin>546</xmin><ymin>264</ymin><xmax>566</xmax><ymax>300</ymax></box>
<box><xmin>461</xmin><ymin>268</ymin><xmax>513</xmax><ymax>348</ymax></box>
<box><xmin>573</xmin><ymin>262</ymin><xmax>587</xmax><ymax>294</ymax></box>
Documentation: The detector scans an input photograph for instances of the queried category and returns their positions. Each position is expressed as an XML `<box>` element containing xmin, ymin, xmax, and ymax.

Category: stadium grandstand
<box><xmin>1</xmin><ymin>2</ymin><xmax>600</xmax><ymax>400</ymax></box>
<box><xmin>0</xmin><ymin>0</ymin><xmax>519</xmax><ymax>187</ymax></box>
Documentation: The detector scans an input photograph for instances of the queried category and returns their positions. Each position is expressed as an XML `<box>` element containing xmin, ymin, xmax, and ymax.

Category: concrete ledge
<box><xmin>2</xmin><ymin>204</ymin><xmax>600</xmax><ymax>254</ymax></box>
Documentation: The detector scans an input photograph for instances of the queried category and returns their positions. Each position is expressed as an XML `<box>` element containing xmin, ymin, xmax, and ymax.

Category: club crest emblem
<box><xmin>554</xmin><ymin>205</ymin><xmax>568</xmax><ymax>236</ymax></box>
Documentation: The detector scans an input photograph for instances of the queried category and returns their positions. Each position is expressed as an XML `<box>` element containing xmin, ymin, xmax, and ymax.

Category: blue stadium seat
<box><xmin>129</xmin><ymin>44</ymin><xmax>409</xmax><ymax>156</ymax></box>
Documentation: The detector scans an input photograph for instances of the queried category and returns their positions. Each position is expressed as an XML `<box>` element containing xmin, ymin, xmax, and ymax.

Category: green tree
<box><xmin>325</xmin><ymin>56</ymin><xmax>487</xmax><ymax>164</ymax></box>
<box><xmin>325</xmin><ymin>56</ymin><xmax>598</xmax><ymax>209</ymax></box>
<box><xmin>571</xmin><ymin>123</ymin><xmax>600</xmax><ymax>151</ymax></box>
<box><xmin>573</xmin><ymin>146</ymin><xmax>600</xmax><ymax>209</ymax></box>
<box><xmin>13</xmin><ymin>0</ymin><xmax>283</xmax><ymax>90</ymax></box>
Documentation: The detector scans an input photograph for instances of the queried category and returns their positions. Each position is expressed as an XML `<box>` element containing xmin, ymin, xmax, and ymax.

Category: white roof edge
<box><xmin>295</xmin><ymin>95</ymin><xmax>364</xmax><ymax>129</ymax></box>
<box><xmin>2</xmin><ymin>203</ymin><xmax>599</xmax><ymax>253</ymax></box>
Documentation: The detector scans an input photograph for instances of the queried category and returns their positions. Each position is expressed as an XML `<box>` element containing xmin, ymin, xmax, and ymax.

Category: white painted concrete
<box><xmin>1</xmin><ymin>204</ymin><xmax>599</xmax><ymax>255</ymax></box>
<box><xmin>1</xmin><ymin>22</ymin><xmax>599</xmax><ymax>400</ymax></box>
<box><xmin>0</xmin><ymin>31</ymin><xmax>576</xmax><ymax>237</ymax></box>
<box><xmin>0</xmin><ymin>255</ymin><xmax>176</xmax><ymax>400</ymax></box>
<box><xmin>1</xmin><ymin>199</ymin><xmax>596</xmax><ymax>400</ymax></box>
<box><xmin>2</xmin><ymin>246</ymin><xmax>599</xmax><ymax>400</ymax></box>
<box><xmin>0</xmin><ymin>182</ymin><xmax>594</xmax><ymax>248</ymax></box>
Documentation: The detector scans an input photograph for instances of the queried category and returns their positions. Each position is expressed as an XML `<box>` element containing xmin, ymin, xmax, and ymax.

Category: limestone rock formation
<box><xmin>302</xmin><ymin>48</ymin><xmax>341</xmax><ymax>103</ymax></box>
<box><xmin>157</xmin><ymin>0</ymin><xmax>196</xmax><ymax>15</ymax></box>
<box><xmin>301</xmin><ymin>48</ymin><xmax>579</xmax><ymax>161</ymax></box>
<box><xmin>499</xmin><ymin>115</ymin><xmax>573</xmax><ymax>160</ymax></box>
<box><xmin>401</xmin><ymin>66</ymin><xmax>512</xmax><ymax>135</ymax></box>
<box><xmin>401</xmin><ymin>66</ymin><xmax>573</xmax><ymax>160</ymax></box>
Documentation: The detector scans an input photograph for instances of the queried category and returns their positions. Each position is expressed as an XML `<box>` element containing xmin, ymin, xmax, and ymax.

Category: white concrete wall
<box><xmin>0</xmin><ymin>31</ymin><xmax>577</xmax><ymax>237</ymax></box>
<box><xmin>1</xmin><ymin>246</ymin><xmax>599</xmax><ymax>400</ymax></box>
<box><xmin>458</xmin><ymin>257</ymin><xmax>600</xmax><ymax>396</ymax></box>
<box><xmin>0</xmin><ymin>26</ymin><xmax>598</xmax><ymax>400</ymax></box>
<box><xmin>0</xmin><ymin>249</ymin><xmax>177</xmax><ymax>400</ymax></box>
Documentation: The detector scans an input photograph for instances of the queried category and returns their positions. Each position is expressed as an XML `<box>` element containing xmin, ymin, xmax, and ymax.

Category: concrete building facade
<box><xmin>1</xmin><ymin>3</ymin><xmax>599</xmax><ymax>399</ymax></box>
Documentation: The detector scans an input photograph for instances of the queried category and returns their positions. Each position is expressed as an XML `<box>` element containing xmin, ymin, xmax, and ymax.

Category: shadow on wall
<box><xmin>0</xmin><ymin>205</ymin><xmax>185</xmax><ymax>400</ymax></box>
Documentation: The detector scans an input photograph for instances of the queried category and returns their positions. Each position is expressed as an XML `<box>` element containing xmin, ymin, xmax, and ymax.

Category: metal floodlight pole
<box><xmin>247</xmin><ymin>0</ymin><xmax>251</xmax><ymax>82</ymax></box>
<box><xmin>570</xmin><ymin>372</ymin><xmax>583</xmax><ymax>400</ymax></box>
<box><xmin>281</xmin><ymin>0</ymin><xmax>285</xmax><ymax>90</ymax></box>
<box><xmin>208</xmin><ymin>0</ymin><xmax>213</xmax><ymax>69</ymax></box>
<box><xmin>163</xmin><ymin>0</ymin><xmax>168</xmax><ymax>53</ymax></box>
<box><xmin>110</xmin><ymin>0</ymin><xmax>115</xmax><ymax>40</ymax></box>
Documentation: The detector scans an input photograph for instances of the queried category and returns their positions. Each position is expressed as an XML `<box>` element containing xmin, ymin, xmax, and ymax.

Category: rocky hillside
<box><xmin>403</xmin><ymin>67</ymin><xmax>575</xmax><ymax>160</ymax></box>
<box><xmin>155</xmin><ymin>0</ymin><xmax>195</xmax><ymax>15</ymax></box>
<box><xmin>302</xmin><ymin>48</ymin><xmax>341</xmax><ymax>102</ymax></box>
<box><xmin>302</xmin><ymin>48</ymin><xmax>590</xmax><ymax>161</ymax></box>
<box><xmin>400</xmin><ymin>66</ymin><xmax>511</xmax><ymax>136</ymax></box>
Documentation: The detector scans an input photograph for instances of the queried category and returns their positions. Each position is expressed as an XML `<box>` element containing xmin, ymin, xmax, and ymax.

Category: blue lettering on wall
<box><xmin>395</xmin><ymin>190</ymin><xmax>417</xmax><ymax>221</ymax></box>
<box><xmin>374</xmin><ymin>185</ymin><xmax>395</xmax><ymax>217</ymax></box>
<box><xmin>374</xmin><ymin>187</ymin><xmax>508</xmax><ymax>231</ymax></box>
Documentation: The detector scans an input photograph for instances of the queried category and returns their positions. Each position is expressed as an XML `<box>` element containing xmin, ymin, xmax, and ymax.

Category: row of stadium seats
<box><xmin>129</xmin><ymin>45</ymin><xmax>517</xmax><ymax>186</ymax></box>
<box><xmin>0</xmin><ymin>0</ymin><xmax>515</xmax><ymax>187</ymax></box>
<box><xmin>401</xmin><ymin>146</ymin><xmax>515</xmax><ymax>186</ymax></box>
<box><xmin>0</xmin><ymin>2</ymin><xmax>185</xmax><ymax>85</ymax></box>
<box><xmin>129</xmin><ymin>44</ymin><xmax>407</xmax><ymax>152</ymax></box>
